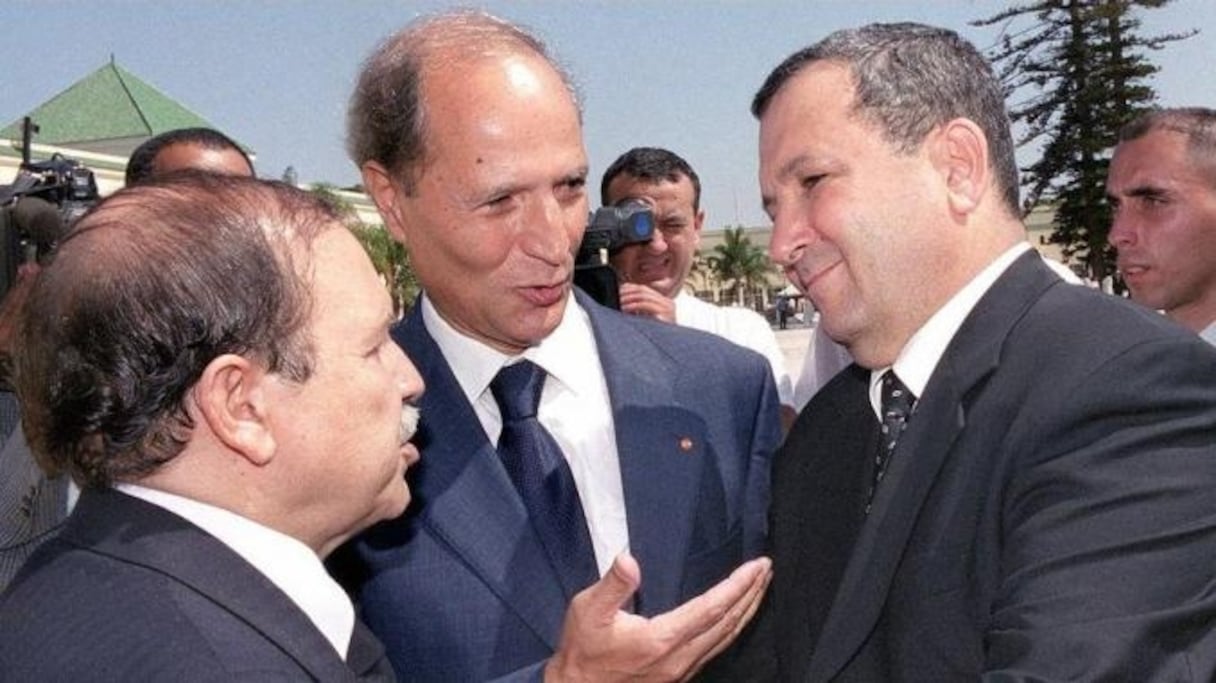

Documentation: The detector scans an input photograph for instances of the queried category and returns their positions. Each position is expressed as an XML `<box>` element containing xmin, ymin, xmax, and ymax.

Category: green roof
<box><xmin>1</xmin><ymin>59</ymin><xmax>248</xmax><ymax>154</ymax></box>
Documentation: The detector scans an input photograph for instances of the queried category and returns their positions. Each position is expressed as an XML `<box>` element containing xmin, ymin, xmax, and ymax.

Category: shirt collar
<box><xmin>1200</xmin><ymin>319</ymin><xmax>1216</xmax><ymax>347</ymax></box>
<box><xmin>114</xmin><ymin>483</ymin><xmax>355</xmax><ymax>659</ymax></box>
<box><xmin>869</xmin><ymin>243</ymin><xmax>1031</xmax><ymax>416</ymax></box>
<box><xmin>420</xmin><ymin>291</ymin><xmax>599</xmax><ymax>400</ymax></box>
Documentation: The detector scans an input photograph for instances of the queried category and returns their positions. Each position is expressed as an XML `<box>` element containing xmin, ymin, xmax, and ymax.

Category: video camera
<box><xmin>0</xmin><ymin>118</ymin><xmax>98</xmax><ymax>300</ymax></box>
<box><xmin>574</xmin><ymin>199</ymin><xmax>655</xmax><ymax>309</ymax></box>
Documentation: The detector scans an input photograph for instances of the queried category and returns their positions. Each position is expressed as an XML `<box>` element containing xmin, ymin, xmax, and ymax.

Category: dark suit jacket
<box><xmin>0</xmin><ymin>423</ymin><xmax>69</xmax><ymax>591</ymax></box>
<box><xmin>0</xmin><ymin>488</ymin><xmax>395</xmax><ymax>682</ymax></box>
<box><xmin>334</xmin><ymin>290</ymin><xmax>780</xmax><ymax>682</ymax></box>
<box><xmin>760</xmin><ymin>253</ymin><xmax>1216</xmax><ymax>681</ymax></box>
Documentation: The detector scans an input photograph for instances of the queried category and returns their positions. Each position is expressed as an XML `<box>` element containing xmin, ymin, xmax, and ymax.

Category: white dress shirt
<box><xmin>674</xmin><ymin>292</ymin><xmax>795</xmax><ymax>407</ymax></box>
<box><xmin>868</xmin><ymin>243</ymin><xmax>1031</xmax><ymax>417</ymax></box>
<box><xmin>1200</xmin><ymin>320</ymin><xmax>1216</xmax><ymax>347</ymax></box>
<box><xmin>421</xmin><ymin>294</ymin><xmax>628</xmax><ymax>576</ymax></box>
<box><xmin>114</xmin><ymin>483</ymin><xmax>355</xmax><ymax>660</ymax></box>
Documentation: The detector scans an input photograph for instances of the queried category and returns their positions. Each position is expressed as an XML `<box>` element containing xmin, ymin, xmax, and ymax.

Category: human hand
<box><xmin>544</xmin><ymin>553</ymin><xmax>772</xmax><ymax>683</ymax></box>
<box><xmin>618</xmin><ymin>283</ymin><xmax>676</xmax><ymax>323</ymax></box>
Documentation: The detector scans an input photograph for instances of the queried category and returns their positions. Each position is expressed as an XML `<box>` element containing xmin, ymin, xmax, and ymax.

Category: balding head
<box><xmin>347</xmin><ymin>9</ymin><xmax>579</xmax><ymax>193</ymax></box>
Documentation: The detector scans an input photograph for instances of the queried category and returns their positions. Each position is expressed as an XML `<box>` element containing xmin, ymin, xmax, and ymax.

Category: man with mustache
<box><xmin>0</xmin><ymin>174</ymin><xmax>423</xmax><ymax>680</ymax></box>
<box><xmin>746</xmin><ymin>22</ymin><xmax>1216</xmax><ymax>681</ymax></box>
<box><xmin>1108</xmin><ymin>107</ymin><xmax>1216</xmax><ymax>345</ymax></box>
<box><xmin>335</xmin><ymin>9</ymin><xmax>778</xmax><ymax>681</ymax></box>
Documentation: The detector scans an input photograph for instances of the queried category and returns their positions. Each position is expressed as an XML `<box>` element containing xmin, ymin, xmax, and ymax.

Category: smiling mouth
<box><xmin>798</xmin><ymin>259</ymin><xmax>842</xmax><ymax>291</ymax></box>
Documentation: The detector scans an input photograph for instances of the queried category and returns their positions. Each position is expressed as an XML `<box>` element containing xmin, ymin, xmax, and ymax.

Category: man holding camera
<box><xmin>334</xmin><ymin>10</ymin><xmax>779</xmax><ymax>681</ymax></box>
<box><xmin>601</xmin><ymin>147</ymin><xmax>796</xmax><ymax>429</ymax></box>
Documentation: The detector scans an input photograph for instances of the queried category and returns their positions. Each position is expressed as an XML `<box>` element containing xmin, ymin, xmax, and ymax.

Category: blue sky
<box><xmin>3</xmin><ymin>1</ymin><xmax>1212</xmax><ymax>228</ymax></box>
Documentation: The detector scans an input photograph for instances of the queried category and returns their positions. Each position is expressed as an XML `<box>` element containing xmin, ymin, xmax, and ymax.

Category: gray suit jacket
<box><xmin>0</xmin><ymin>423</ymin><xmax>68</xmax><ymax>592</ymax></box>
<box><xmin>1</xmin><ymin>488</ymin><xmax>396</xmax><ymax>681</ymax></box>
<box><xmin>758</xmin><ymin>253</ymin><xmax>1216</xmax><ymax>681</ymax></box>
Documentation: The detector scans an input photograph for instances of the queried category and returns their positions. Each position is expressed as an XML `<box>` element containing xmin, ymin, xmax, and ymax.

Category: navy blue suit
<box><xmin>0</xmin><ymin>488</ymin><xmax>395</xmax><ymax>681</ymax></box>
<box><xmin>336</xmin><ymin>291</ymin><xmax>780</xmax><ymax>681</ymax></box>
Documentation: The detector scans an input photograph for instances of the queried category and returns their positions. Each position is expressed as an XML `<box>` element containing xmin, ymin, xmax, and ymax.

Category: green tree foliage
<box><xmin>350</xmin><ymin>223</ymin><xmax>420</xmax><ymax>316</ymax></box>
<box><xmin>707</xmin><ymin>226</ymin><xmax>772</xmax><ymax>308</ymax></box>
<box><xmin>305</xmin><ymin>183</ymin><xmax>419</xmax><ymax>316</ymax></box>
<box><xmin>974</xmin><ymin>0</ymin><xmax>1193</xmax><ymax>282</ymax></box>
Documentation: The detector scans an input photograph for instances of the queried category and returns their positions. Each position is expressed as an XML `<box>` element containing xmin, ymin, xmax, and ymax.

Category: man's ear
<box><xmin>191</xmin><ymin>354</ymin><xmax>276</xmax><ymax>466</ymax></box>
<box><xmin>932</xmin><ymin>117</ymin><xmax>990</xmax><ymax>216</ymax></box>
<box><xmin>361</xmin><ymin>161</ymin><xmax>410</xmax><ymax>246</ymax></box>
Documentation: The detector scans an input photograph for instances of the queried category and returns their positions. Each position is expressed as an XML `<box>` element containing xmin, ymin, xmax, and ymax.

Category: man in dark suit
<box><xmin>0</xmin><ymin>175</ymin><xmax>423</xmax><ymax>680</ymax></box>
<box><xmin>748</xmin><ymin>22</ymin><xmax>1216</xmax><ymax>681</ymax></box>
<box><xmin>338</xmin><ymin>9</ymin><xmax>777</xmax><ymax>681</ymax></box>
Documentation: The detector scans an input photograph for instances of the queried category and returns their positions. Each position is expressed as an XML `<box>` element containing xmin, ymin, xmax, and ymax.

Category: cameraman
<box><xmin>601</xmin><ymin>147</ymin><xmax>796</xmax><ymax>429</ymax></box>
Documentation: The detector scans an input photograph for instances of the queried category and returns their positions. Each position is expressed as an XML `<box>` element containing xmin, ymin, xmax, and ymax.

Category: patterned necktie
<box><xmin>491</xmin><ymin>360</ymin><xmax>599</xmax><ymax>598</ymax></box>
<box><xmin>866</xmin><ymin>370</ymin><xmax>916</xmax><ymax>513</ymax></box>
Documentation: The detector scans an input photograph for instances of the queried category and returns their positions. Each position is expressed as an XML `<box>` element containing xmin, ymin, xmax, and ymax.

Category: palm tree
<box><xmin>350</xmin><ymin>223</ymin><xmax>420</xmax><ymax>316</ymax></box>
<box><xmin>306</xmin><ymin>183</ymin><xmax>419</xmax><ymax>316</ymax></box>
<box><xmin>706</xmin><ymin>226</ymin><xmax>770</xmax><ymax>307</ymax></box>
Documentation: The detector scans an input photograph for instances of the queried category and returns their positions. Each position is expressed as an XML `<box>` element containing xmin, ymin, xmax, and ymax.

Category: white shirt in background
<box><xmin>674</xmin><ymin>291</ymin><xmax>795</xmax><ymax>407</ymax></box>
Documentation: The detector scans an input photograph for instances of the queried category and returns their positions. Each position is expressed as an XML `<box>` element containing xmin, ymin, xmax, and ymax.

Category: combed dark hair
<box><xmin>125</xmin><ymin>127</ymin><xmax>254</xmax><ymax>186</ymax></box>
<box><xmin>14</xmin><ymin>174</ymin><xmax>339</xmax><ymax>488</ymax></box>
<box><xmin>600</xmin><ymin>147</ymin><xmax>702</xmax><ymax>212</ymax></box>
<box><xmin>346</xmin><ymin>9</ymin><xmax>580</xmax><ymax>194</ymax></box>
<box><xmin>1120</xmin><ymin>107</ymin><xmax>1216</xmax><ymax>183</ymax></box>
<box><xmin>752</xmin><ymin>22</ymin><xmax>1020</xmax><ymax>216</ymax></box>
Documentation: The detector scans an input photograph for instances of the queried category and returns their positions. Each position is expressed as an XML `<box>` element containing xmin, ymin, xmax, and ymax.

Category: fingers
<box><xmin>578</xmin><ymin>552</ymin><xmax>642</xmax><ymax>623</ymax></box>
<box><xmin>618</xmin><ymin>283</ymin><xmax>676</xmax><ymax>322</ymax></box>
<box><xmin>654</xmin><ymin>557</ymin><xmax>772</xmax><ymax>659</ymax></box>
<box><xmin>684</xmin><ymin>557</ymin><xmax>773</xmax><ymax>674</ymax></box>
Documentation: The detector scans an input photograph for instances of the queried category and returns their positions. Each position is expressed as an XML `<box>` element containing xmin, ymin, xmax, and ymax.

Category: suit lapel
<box><xmin>807</xmin><ymin>253</ymin><xmax>1062</xmax><ymax>681</ymax></box>
<box><xmin>346</xmin><ymin>620</ymin><xmax>395</xmax><ymax>681</ymax></box>
<box><xmin>580</xmin><ymin>292</ymin><xmax>705</xmax><ymax>615</ymax></box>
<box><xmin>396</xmin><ymin>309</ymin><xmax>570</xmax><ymax>646</ymax></box>
<box><xmin>65</xmin><ymin>489</ymin><xmax>360</xmax><ymax>681</ymax></box>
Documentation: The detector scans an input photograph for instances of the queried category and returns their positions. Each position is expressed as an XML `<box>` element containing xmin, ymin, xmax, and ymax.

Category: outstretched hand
<box><xmin>544</xmin><ymin>553</ymin><xmax>772</xmax><ymax>682</ymax></box>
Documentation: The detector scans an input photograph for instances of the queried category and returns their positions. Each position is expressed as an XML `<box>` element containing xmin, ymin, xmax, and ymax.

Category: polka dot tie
<box><xmin>866</xmin><ymin>370</ymin><xmax>915</xmax><ymax>514</ymax></box>
<box><xmin>491</xmin><ymin>360</ymin><xmax>599</xmax><ymax>598</ymax></box>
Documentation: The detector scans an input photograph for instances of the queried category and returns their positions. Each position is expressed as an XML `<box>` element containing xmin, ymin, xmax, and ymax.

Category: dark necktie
<box><xmin>866</xmin><ymin>370</ymin><xmax>915</xmax><ymax>513</ymax></box>
<box><xmin>491</xmin><ymin>360</ymin><xmax>599</xmax><ymax>598</ymax></box>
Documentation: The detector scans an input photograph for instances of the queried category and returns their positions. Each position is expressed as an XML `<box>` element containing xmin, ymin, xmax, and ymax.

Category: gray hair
<box><xmin>752</xmin><ymin>22</ymin><xmax>1020</xmax><ymax>216</ymax></box>
<box><xmin>347</xmin><ymin>9</ymin><xmax>581</xmax><ymax>194</ymax></box>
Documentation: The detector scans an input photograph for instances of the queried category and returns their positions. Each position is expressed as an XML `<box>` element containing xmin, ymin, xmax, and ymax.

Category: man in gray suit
<box><xmin>0</xmin><ymin>175</ymin><xmax>420</xmax><ymax>680</ymax></box>
<box><xmin>747</xmin><ymin>22</ymin><xmax>1216</xmax><ymax>681</ymax></box>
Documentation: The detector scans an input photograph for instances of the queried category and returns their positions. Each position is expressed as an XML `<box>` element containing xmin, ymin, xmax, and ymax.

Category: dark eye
<box><xmin>801</xmin><ymin>174</ymin><xmax>825</xmax><ymax>190</ymax></box>
<box><xmin>557</xmin><ymin>176</ymin><xmax>587</xmax><ymax>202</ymax></box>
